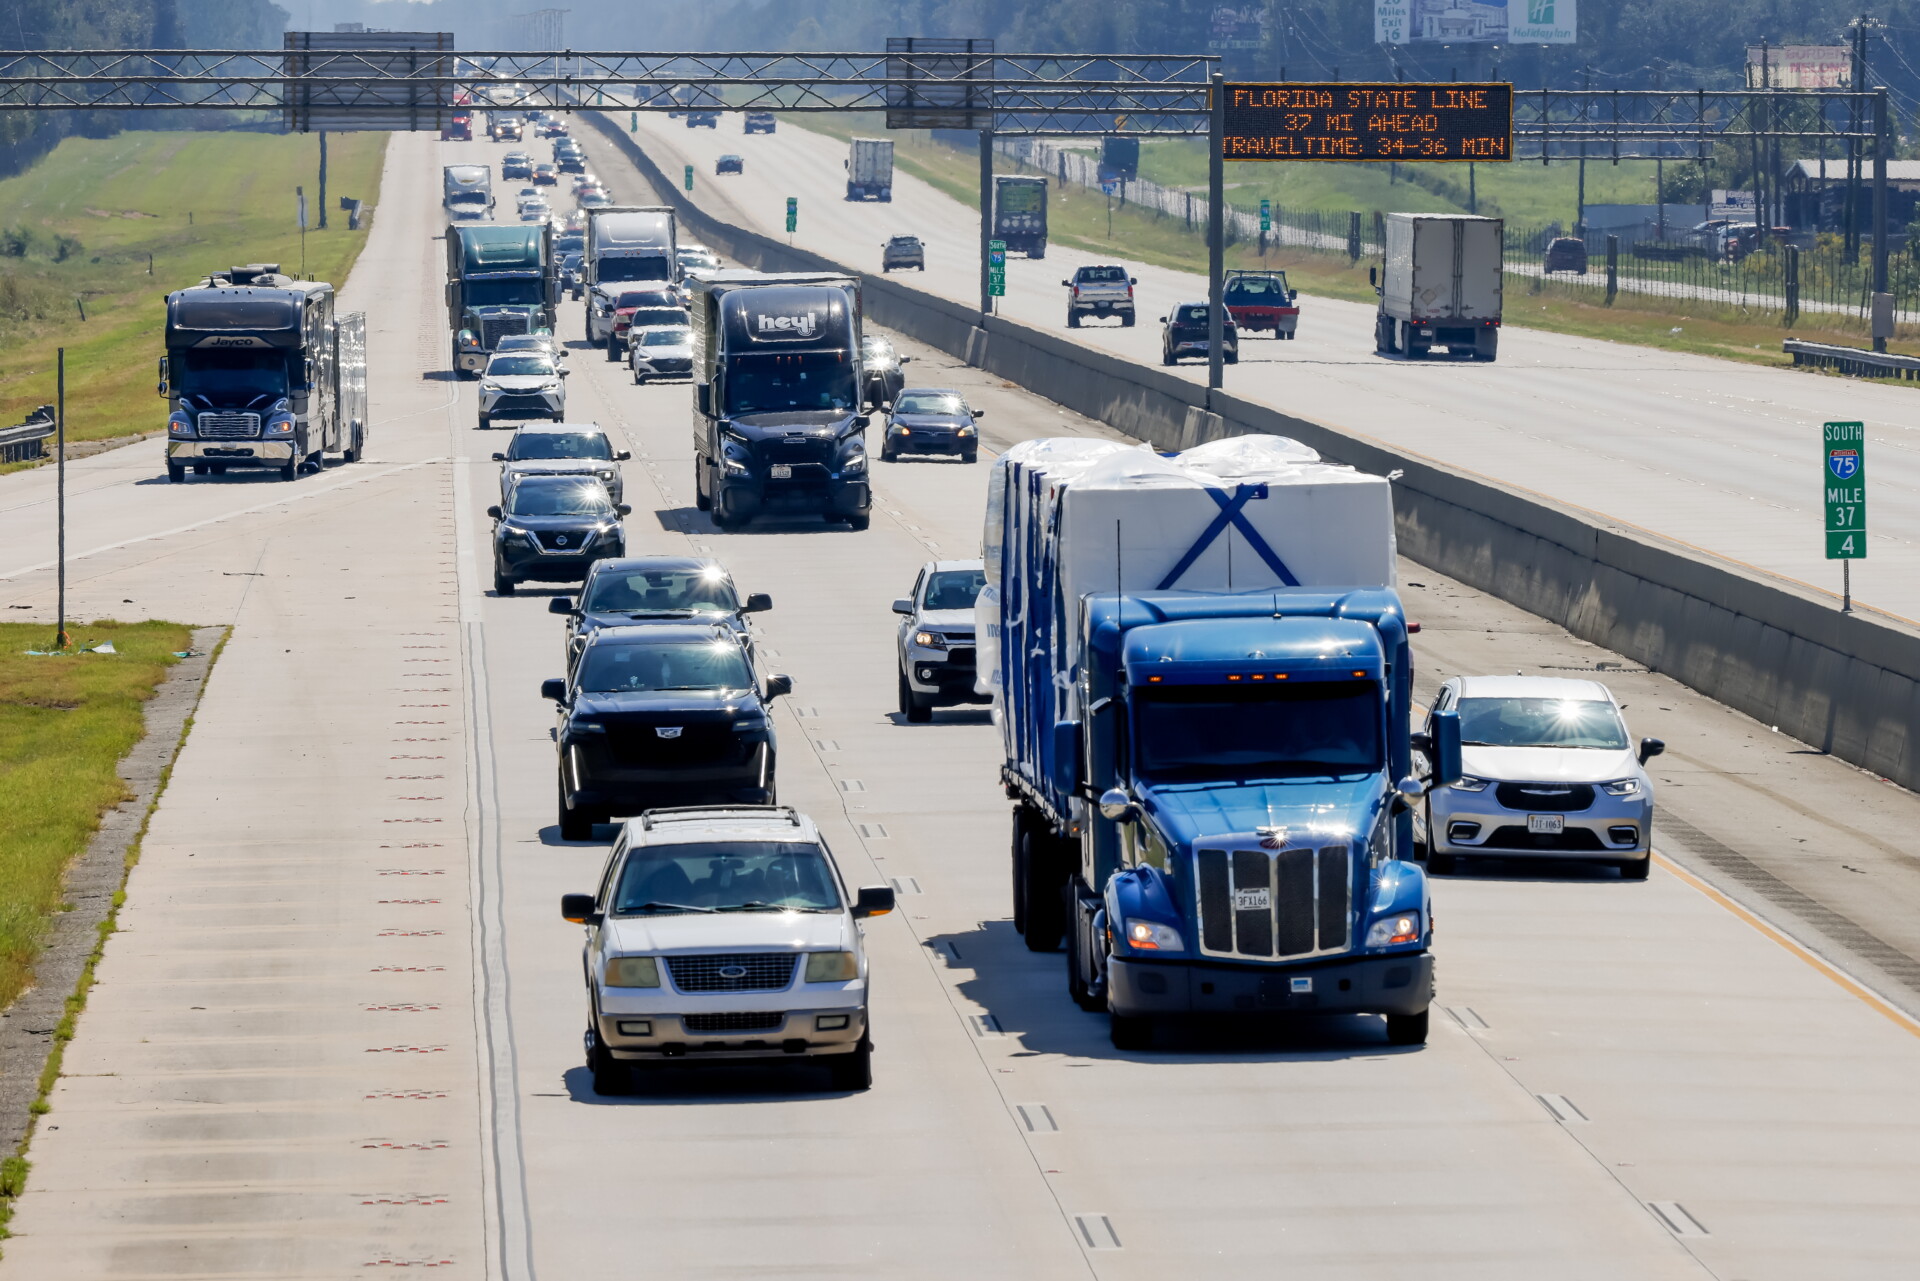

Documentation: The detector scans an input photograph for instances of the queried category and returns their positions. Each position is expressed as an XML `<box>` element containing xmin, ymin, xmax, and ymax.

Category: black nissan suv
<box><xmin>489</xmin><ymin>474</ymin><xmax>630</xmax><ymax>595</ymax></box>
<box><xmin>543</xmin><ymin>624</ymin><xmax>792</xmax><ymax>841</ymax></box>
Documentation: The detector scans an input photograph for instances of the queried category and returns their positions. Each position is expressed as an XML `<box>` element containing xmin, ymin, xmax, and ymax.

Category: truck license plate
<box><xmin>769</xmin><ymin>464</ymin><xmax>792</xmax><ymax>479</ymax></box>
<box><xmin>1232</xmin><ymin>887</ymin><xmax>1271</xmax><ymax>911</ymax></box>
<box><xmin>1527</xmin><ymin>814</ymin><xmax>1564</xmax><ymax>835</ymax></box>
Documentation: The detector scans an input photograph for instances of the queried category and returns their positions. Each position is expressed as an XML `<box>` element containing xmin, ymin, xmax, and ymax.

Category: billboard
<box><xmin>1379</xmin><ymin>0</ymin><xmax>1576</xmax><ymax>44</ymax></box>
<box><xmin>1745</xmin><ymin>45</ymin><xmax>1850</xmax><ymax>89</ymax></box>
<box><xmin>282</xmin><ymin>30</ymin><xmax>455</xmax><ymax>133</ymax></box>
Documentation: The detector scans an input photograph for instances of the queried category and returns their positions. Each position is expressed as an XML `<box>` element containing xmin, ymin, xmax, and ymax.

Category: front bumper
<box><xmin>633</xmin><ymin>358</ymin><xmax>692</xmax><ymax>380</ymax></box>
<box><xmin>562</xmin><ymin>737</ymin><xmax>773</xmax><ymax>814</ymax></box>
<box><xmin>717</xmin><ymin>474</ymin><xmax>869</xmax><ymax>519</ymax></box>
<box><xmin>904</xmin><ymin>646</ymin><xmax>983</xmax><ymax>702</ymax></box>
<box><xmin>1108</xmin><ymin>951</ymin><xmax>1433</xmax><ymax>1018</ymax></box>
<box><xmin>595</xmin><ymin>1002</ymin><xmax>866</xmax><ymax>1061</ymax></box>
<box><xmin>1429</xmin><ymin>787</ymin><xmax>1650</xmax><ymax>859</ymax></box>
<box><xmin>480</xmin><ymin>391</ymin><xmax>564</xmax><ymax>420</ymax></box>
<box><xmin>167</xmin><ymin>439</ymin><xmax>297</xmax><ymax>464</ymax></box>
<box><xmin>496</xmin><ymin>536</ymin><xmax>622</xmax><ymax>582</ymax></box>
<box><xmin>886</xmin><ymin>426</ymin><xmax>973</xmax><ymax>456</ymax></box>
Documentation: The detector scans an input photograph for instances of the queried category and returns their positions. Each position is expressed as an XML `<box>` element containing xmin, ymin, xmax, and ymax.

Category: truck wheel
<box><xmin>1021</xmin><ymin>827</ymin><xmax>1065</xmax><ymax>952</ymax></box>
<box><xmin>279</xmin><ymin>457</ymin><xmax>298</xmax><ymax>482</ymax></box>
<box><xmin>1010</xmin><ymin>810</ymin><xmax>1031</xmax><ymax>935</ymax></box>
<box><xmin>1620</xmin><ymin>855</ymin><xmax>1651</xmax><ymax>880</ymax></box>
<box><xmin>1066</xmin><ymin>312</ymin><xmax>1081</xmax><ymax>329</ymax></box>
<box><xmin>1121</xmin><ymin>313</ymin><xmax>1135</xmax><ymax>328</ymax></box>
<box><xmin>1386</xmin><ymin>1008</ymin><xmax>1430</xmax><ymax>1046</ymax></box>
<box><xmin>342</xmin><ymin>427</ymin><xmax>361</xmax><ymax>464</ymax></box>
<box><xmin>1029</xmin><ymin>246</ymin><xmax>1045</xmax><ymax>260</ymax></box>
<box><xmin>844</xmin><ymin>512</ymin><xmax>871</xmax><ymax>532</ymax></box>
<box><xmin>1109</xmin><ymin>1012</ymin><xmax>1153</xmax><ymax>1051</ymax></box>
<box><xmin>899</xmin><ymin>670</ymin><xmax>931</xmax><ymax>724</ymax></box>
<box><xmin>1066</xmin><ymin>913</ymin><xmax>1105</xmax><ymax>1012</ymax></box>
<box><xmin>587</xmin><ymin>1026</ymin><xmax>628</xmax><ymax>1095</ymax></box>
<box><xmin>166</xmin><ymin>462</ymin><xmax>186</xmax><ymax>483</ymax></box>
<box><xmin>693</xmin><ymin>465</ymin><xmax>711</xmax><ymax>511</ymax></box>
<box><xmin>1426</xmin><ymin>851</ymin><xmax>1454</xmax><ymax>875</ymax></box>
<box><xmin>826</xmin><ymin>1036</ymin><xmax>872</xmax><ymax>1091</ymax></box>
<box><xmin>559</xmin><ymin>777</ymin><xmax>593</xmax><ymax>841</ymax></box>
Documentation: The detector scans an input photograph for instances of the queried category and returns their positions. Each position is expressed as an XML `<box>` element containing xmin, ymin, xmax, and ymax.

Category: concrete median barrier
<box><xmin>589</xmin><ymin>112</ymin><xmax>1920</xmax><ymax>795</ymax></box>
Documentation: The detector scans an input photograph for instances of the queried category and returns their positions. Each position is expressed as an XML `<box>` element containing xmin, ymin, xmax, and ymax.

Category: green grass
<box><xmin>788</xmin><ymin>115</ymin><xmax>1915</xmax><ymax>366</ymax></box>
<box><xmin>0</xmin><ymin>131</ymin><xmax>389</xmax><ymax>455</ymax></box>
<box><xmin>0</xmin><ymin>620</ymin><xmax>192</xmax><ymax>1011</ymax></box>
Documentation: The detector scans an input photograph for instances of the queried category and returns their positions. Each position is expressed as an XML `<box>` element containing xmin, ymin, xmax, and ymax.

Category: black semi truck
<box><xmin>688</xmin><ymin>271</ymin><xmax>872</xmax><ymax>531</ymax></box>
<box><xmin>160</xmin><ymin>264</ymin><xmax>368</xmax><ymax>483</ymax></box>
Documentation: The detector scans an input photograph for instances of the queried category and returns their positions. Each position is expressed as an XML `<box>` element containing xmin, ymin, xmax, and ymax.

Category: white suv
<box><xmin>560</xmin><ymin>806</ymin><xmax>894</xmax><ymax>1093</ymax></box>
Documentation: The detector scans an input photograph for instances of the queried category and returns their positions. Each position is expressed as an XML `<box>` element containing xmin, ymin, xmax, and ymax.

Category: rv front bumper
<box><xmin>1107</xmin><ymin>952</ymin><xmax>1432</xmax><ymax>1019</ymax></box>
<box><xmin>167</xmin><ymin>440</ymin><xmax>295</xmax><ymax>464</ymax></box>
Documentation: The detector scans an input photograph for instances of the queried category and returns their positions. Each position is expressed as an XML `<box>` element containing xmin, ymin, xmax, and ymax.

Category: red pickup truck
<box><xmin>1223</xmin><ymin>269</ymin><xmax>1299</xmax><ymax>339</ymax></box>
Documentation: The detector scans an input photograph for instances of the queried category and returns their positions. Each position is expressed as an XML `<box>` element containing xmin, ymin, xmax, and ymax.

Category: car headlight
<box><xmin>1601</xmin><ymin>778</ymin><xmax>1642</xmax><ymax>797</ymax></box>
<box><xmin>912</xmin><ymin>630</ymin><xmax>947</xmax><ymax>650</ymax></box>
<box><xmin>1365</xmin><ymin>912</ymin><xmax>1423</xmax><ymax>947</ymax></box>
<box><xmin>1121</xmin><ymin>918</ymin><xmax>1183</xmax><ymax>951</ymax></box>
<box><xmin>604</xmin><ymin>955</ymin><xmax>660</xmax><ymax>987</ymax></box>
<box><xmin>262</xmin><ymin>414</ymin><xmax>295</xmax><ymax>437</ymax></box>
<box><xmin>543</xmin><ymin>381</ymin><xmax>561</xmax><ymax>391</ymax></box>
<box><xmin>957</xmin><ymin>426</ymin><xmax>975</xmax><ymax>436</ymax></box>
<box><xmin>481</xmin><ymin>381</ymin><xmax>501</xmax><ymax>393</ymax></box>
<box><xmin>842</xmin><ymin>452</ymin><xmax>867</xmax><ymax>475</ymax></box>
<box><xmin>499</xmin><ymin>523</ymin><xmax>533</xmax><ymax>543</ymax></box>
<box><xmin>731</xmin><ymin>716</ymin><xmax>768</xmax><ymax>733</ymax></box>
<box><xmin>568</xmin><ymin>716</ymin><xmax>605</xmax><ymax>735</ymax></box>
<box><xmin>596</xmin><ymin>469</ymin><xmax>614</xmax><ymax>480</ymax></box>
<box><xmin>167</xmin><ymin>413</ymin><xmax>194</xmax><ymax>438</ymax></box>
<box><xmin>1452</xmin><ymin>775</ymin><xmax>1491</xmax><ymax>792</ymax></box>
<box><xmin>804</xmin><ymin>951</ymin><xmax>859</xmax><ymax>982</ymax></box>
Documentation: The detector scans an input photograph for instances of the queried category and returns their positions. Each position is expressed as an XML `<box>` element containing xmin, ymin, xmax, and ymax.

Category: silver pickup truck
<box><xmin>1063</xmin><ymin>264</ymin><xmax>1137</xmax><ymax>328</ymax></box>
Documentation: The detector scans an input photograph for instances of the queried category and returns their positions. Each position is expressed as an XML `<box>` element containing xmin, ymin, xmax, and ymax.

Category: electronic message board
<box><xmin>1221</xmin><ymin>82</ymin><xmax>1512</xmax><ymax>162</ymax></box>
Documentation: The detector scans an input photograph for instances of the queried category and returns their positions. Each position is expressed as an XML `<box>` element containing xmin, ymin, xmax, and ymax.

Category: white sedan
<box><xmin>628</xmin><ymin>325</ymin><xmax>695</xmax><ymax>383</ymax></box>
<box><xmin>1416</xmin><ymin>675</ymin><xmax>1664</xmax><ymax>878</ymax></box>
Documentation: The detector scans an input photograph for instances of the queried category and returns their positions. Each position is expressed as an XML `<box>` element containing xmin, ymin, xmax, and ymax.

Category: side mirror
<box><xmin>1638</xmin><ymin>736</ymin><xmax>1666</xmax><ymax>765</ymax></box>
<box><xmin>1392</xmin><ymin>775</ymin><xmax>1428</xmax><ymax>812</ymax></box>
<box><xmin>1130</xmin><ymin>276</ymin><xmax>1139</xmax><ymax>284</ymax></box>
<box><xmin>616</xmin><ymin>450</ymin><xmax>632</xmax><ymax>461</ymax></box>
<box><xmin>491</xmin><ymin>451</ymin><xmax>507</xmax><ymax>461</ymax></box>
<box><xmin>1157</xmin><ymin>316</ymin><xmax>1167</xmax><ymax>323</ymax></box>
<box><xmin>1053</xmin><ymin>719</ymin><xmax>1083</xmax><ymax>787</ymax></box>
<box><xmin>891</xmin><ymin>598</ymin><xmax>913</xmax><ymax>616</ymax></box>
<box><xmin>547</xmin><ymin>596</ymin><xmax>574</xmax><ymax>615</ymax></box>
<box><xmin>1060</xmin><ymin>279</ymin><xmax>1071</xmax><ymax>287</ymax></box>
<box><xmin>156</xmin><ymin>356</ymin><xmax>169</xmax><ymax>396</ymax></box>
<box><xmin>486</xmin><ymin>505</ymin><xmax>502</xmax><ymax>519</ymax></box>
<box><xmin>852</xmin><ymin>885</ymin><xmax>895</xmax><ymax>919</ymax></box>
<box><xmin>742</xmin><ymin>593</ymin><xmax>772</xmax><ymax>613</ymax></box>
<box><xmin>559</xmin><ymin>367</ymin><xmax>571</xmax><ymax>377</ymax></box>
<box><xmin>853</xmin><ymin>414</ymin><xmax>871</xmax><ymax>428</ymax></box>
<box><xmin>899</xmin><ymin>356</ymin><xmax>913</xmax><ymax>364</ymax></box>
<box><xmin>971</xmin><ymin>408</ymin><xmax>985</xmax><ymax>418</ymax></box>
<box><xmin>1429</xmin><ymin>709</ymin><xmax>1463</xmax><ymax>788</ymax></box>
<box><xmin>764</xmin><ymin>673</ymin><xmax>792</xmax><ymax>699</ymax></box>
<box><xmin>540</xmin><ymin>677</ymin><xmax>567</xmax><ymax>702</ymax></box>
<box><xmin>560</xmin><ymin>892</ymin><xmax>600</xmax><ymax>924</ymax></box>
<box><xmin>615</xmin><ymin>504</ymin><xmax>632</xmax><ymax>517</ymax></box>
<box><xmin>1098</xmin><ymin>787</ymin><xmax>1139</xmax><ymax>823</ymax></box>
<box><xmin>1368</xmin><ymin>266</ymin><xmax>1378</xmax><ymax>288</ymax></box>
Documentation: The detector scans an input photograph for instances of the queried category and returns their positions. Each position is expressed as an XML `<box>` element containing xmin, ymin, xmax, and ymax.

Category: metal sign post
<box><xmin>1207</xmin><ymin>72</ymin><xmax>1225</xmax><ymax>393</ymax></box>
<box><xmin>55</xmin><ymin>348</ymin><xmax>66</xmax><ymax>650</ymax></box>
<box><xmin>1823</xmin><ymin>420</ymin><xmax>1866</xmax><ymax>612</ymax></box>
<box><xmin>1259</xmin><ymin>197</ymin><xmax>1270</xmax><ymax>256</ymax></box>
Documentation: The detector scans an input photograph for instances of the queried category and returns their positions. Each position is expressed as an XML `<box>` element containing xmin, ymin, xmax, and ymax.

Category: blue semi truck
<box><xmin>979</xmin><ymin>437</ymin><xmax>1460</xmax><ymax>1049</ymax></box>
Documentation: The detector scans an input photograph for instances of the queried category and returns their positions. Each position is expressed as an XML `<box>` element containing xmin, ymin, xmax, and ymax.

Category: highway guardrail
<box><xmin>0</xmin><ymin>406</ymin><xmax>54</xmax><ymax>464</ymax></box>
<box><xmin>1784</xmin><ymin>338</ymin><xmax>1920</xmax><ymax>380</ymax></box>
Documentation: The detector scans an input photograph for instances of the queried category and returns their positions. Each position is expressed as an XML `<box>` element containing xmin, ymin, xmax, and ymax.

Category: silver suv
<box><xmin>560</xmin><ymin>806</ymin><xmax>895</xmax><ymax>1093</ymax></box>
<box><xmin>493</xmin><ymin>422</ymin><xmax>627</xmax><ymax>504</ymax></box>
<box><xmin>892</xmin><ymin>559</ymin><xmax>988</xmax><ymax>722</ymax></box>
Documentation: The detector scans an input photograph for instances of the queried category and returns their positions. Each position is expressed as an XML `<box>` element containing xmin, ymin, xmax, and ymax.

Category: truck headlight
<box><xmin>263</xmin><ymin>414</ymin><xmax>295</xmax><ymax>437</ymax></box>
<box><xmin>1365</xmin><ymin>913</ymin><xmax>1422</xmax><ymax>946</ymax></box>
<box><xmin>1601</xmin><ymin>778</ymin><xmax>1642</xmax><ymax>796</ymax></box>
<box><xmin>1452</xmin><ymin>775</ymin><xmax>1491</xmax><ymax>792</ymax></box>
<box><xmin>604</xmin><ymin>956</ymin><xmax>660</xmax><ymax>987</ymax></box>
<box><xmin>804</xmin><ymin>951</ymin><xmax>858</xmax><ymax>982</ymax></box>
<box><xmin>167</xmin><ymin>413</ymin><xmax>194</xmax><ymax>438</ymax></box>
<box><xmin>459</xmin><ymin>331</ymin><xmax>482</xmax><ymax>348</ymax></box>
<box><xmin>1121</xmin><ymin>918</ymin><xmax>1182</xmax><ymax>951</ymax></box>
<box><xmin>596</xmin><ymin>469</ymin><xmax>614</xmax><ymax>481</ymax></box>
<box><xmin>842</xmin><ymin>452</ymin><xmax>867</xmax><ymax>475</ymax></box>
<box><xmin>567</xmin><ymin>716</ymin><xmax>605</xmax><ymax>735</ymax></box>
<box><xmin>912</xmin><ymin>631</ymin><xmax>947</xmax><ymax>650</ymax></box>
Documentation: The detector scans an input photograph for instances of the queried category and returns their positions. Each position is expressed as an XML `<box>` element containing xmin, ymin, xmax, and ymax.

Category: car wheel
<box><xmin>879</xmin><ymin>446</ymin><xmax>895</xmax><ymax>462</ymax></box>
<box><xmin>1385</xmin><ymin>1008</ymin><xmax>1430</xmax><ymax>1046</ymax></box>
<box><xmin>845</xmin><ymin>512</ymin><xmax>871</xmax><ymax>532</ymax></box>
<box><xmin>1225</xmin><ymin>351</ymin><xmax>1238</xmax><ymax>365</ymax></box>
<box><xmin>1162</xmin><ymin>348</ymin><xmax>1175</xmax><ymax>366</ymax></box>
<box><xmin>1620</xmin><ymin>855</ymin><xmax>1651</xmax><ymax>880</ymax></box>
<box><xmin>587</xmin><ymin>1025</ymin><xmax>628</xmax><ymax>1095</ymax></box>
<box><xmin>899</xmin><ymin>669</ymin><xmax>931</xmax><ymax>724</ymax></box>
<box><xmin>558</xmin><ymin>776</ymin><xmax>593</xmax><ymax>841</ymax></box>
<box><xmin>1108</xmin><ymin>1011</ymin><xmax>1153</xmax><ymax>1051</ymax></box>
<box><xmin>1121</xmin><ymin>313</ymin><xmax>1135</xmax><ymax>327</ymax></box>
<box><xmin>494</xmin><ymin>568</ymin><xmax>517</xmax><ymax>595</ymax></box>
<box><xmin>166</xmin><ymin>462</ymin><xmax>186</xmax><ymax>483</ymax></box>
<box><xmin>478</xmin><ymin>413</ymin><xmax>491</xmax><ymax>430</ymax></box>
<box><xmin>1066</xmin><ymin>312</ymin><xmax>1081</xmax><ymax>329</ymax></box>
<box><xmin>826</xmin><ymin>1036</ymin><xmax>872</xmax><ymax>1091</ymax></box>
<box><xmin>606</xmin><ymin>340</ymin><xmax>620</xmax><ymax>362</ymax></box>
<box><xmin>961</xmin><ymin>449</ymin><xmax>977</xmax><ymax>464</ymax></box>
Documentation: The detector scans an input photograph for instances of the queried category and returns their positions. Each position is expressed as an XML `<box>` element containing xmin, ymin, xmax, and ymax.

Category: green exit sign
<box><xmin>683</xmin><ymin>164</ymin><xmax>693</xmax><ymax>191</ymax></box>
<box><xmin>785</xmin><ymin>196</ymin><xmax>797</xmax><ymax>233</ymax></box>
<box><xmin>1259</xmin><ymin>199</ymin><xmax>1271</xmax><ymax>231</ymax></box>
<box><xmin>1823</xmin><ymin>421</ymin><xmax>1866</xmax><ymax>559</ymax></box>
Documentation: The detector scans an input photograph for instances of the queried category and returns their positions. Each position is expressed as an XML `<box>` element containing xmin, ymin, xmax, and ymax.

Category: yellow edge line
<box><xmin>1654</xmin><ymin>851</ymin><xmax>1920</xmax><ymax>1040</ymax></box>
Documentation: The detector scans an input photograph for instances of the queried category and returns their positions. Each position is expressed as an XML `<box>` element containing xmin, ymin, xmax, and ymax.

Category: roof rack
<box><xmin>638</xmin><ymin>805</ymin><xmax>801</xmax><ymax>831</ymax></box>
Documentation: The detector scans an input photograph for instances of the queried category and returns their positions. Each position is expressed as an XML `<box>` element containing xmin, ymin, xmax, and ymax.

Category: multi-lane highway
<box><xmin>607</xmin><ymin>114</ymin><xmax>1920</xmax><ymax>626</ymax></box>
<box><xmin>1</xmin><ymin>123</ymin><xmax>1919</xmax><ymax>1280</ymax></box>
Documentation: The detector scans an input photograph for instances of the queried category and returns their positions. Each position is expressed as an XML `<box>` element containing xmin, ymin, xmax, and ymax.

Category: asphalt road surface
<box><xmin>0</xmin><ymin>127</ymin><xmax>1917</xmax><ymax>1280</ymax></box>
<box><xmin>612</xmin><ymin>112</ymin><xmax>1920</xmax><ymax>629</ymax></box>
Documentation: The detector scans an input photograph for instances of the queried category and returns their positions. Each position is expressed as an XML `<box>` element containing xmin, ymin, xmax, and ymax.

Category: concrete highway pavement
<box><xmin>605</xmin><ymin>113</ymin><xmax>1920</xmax><ymax>627</ymax></box>
<box><xmin>4</xmin><ymin>126</ymin><xmax>1920</xmax><ymax>1279</ymax></box>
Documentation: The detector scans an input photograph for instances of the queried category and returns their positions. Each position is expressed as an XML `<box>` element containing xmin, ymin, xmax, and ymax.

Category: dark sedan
<box><xmin>1160</xmin><ymin>302</ymin><xmax>1238</xmax><ymax>366</ymax></box>
<box><xmin>880</xmin><ymin>389</ymin><xmax>983</xmax><ymax>463</ymax></box>
<box><xmin>715</xmin><ymin>154</ymin><xmax>744</xmax><ymax>175</ymax></box>
<box><xmin>489</xmin><ymin>475</ymin><xmax>630</xmax><ymax>595</ymax></box>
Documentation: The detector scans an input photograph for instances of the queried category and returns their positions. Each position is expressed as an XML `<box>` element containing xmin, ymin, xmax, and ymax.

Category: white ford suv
<box><xmin>561</xmin><ymin>806</ymin><xmax>894</xmax><ymax>1093</ymax></box>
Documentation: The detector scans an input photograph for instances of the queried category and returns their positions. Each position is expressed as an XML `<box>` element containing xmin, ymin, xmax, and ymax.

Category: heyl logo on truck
<box><xmin>752</xmin><ymin>311</ymin><xmax>822</xmax><ymax>339</ymax></box>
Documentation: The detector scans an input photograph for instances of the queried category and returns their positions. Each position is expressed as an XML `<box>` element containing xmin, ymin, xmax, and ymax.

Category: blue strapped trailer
<box><xmin>978</xmin><ymin>438</ymin><xmax>1461</xmax><ymax>1049</ymax></box>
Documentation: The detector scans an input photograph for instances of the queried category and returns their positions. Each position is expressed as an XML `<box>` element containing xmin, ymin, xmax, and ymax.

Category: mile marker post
<box><xmin>1823</xmin><ymin>421</ymin><xmax>1866</xmax><ymax>613</ymax></box>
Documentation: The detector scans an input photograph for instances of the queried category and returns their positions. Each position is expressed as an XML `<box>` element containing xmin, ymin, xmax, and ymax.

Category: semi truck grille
<box><xmin>683</xmin><ymin>1011</ymin><xmax>784</xmax><ymax>1033</ymax></box>
<box><xmin>196</xmin><ymin>412</ymin><xmax>261</xmax><ymax>439</ymax></box>
<box><xmin>1494</xmin><ymin>783</ymin><xmax>1595</xmax><ymax>812</ymax></box>
<box><xmin>481</xmin><ymin>315</ymin><xmax>531</xmax><ymax>347</ymax></box>
<box><xmin>604</xmin><ymin>722</ymin><xmax>745</xmax><ymax>768</ymax></box>
<box><xmin>667</xmin><ymin>953</ymin><xmax>796</xmax><ymax>993</ymax></box>
<box><xmin>1195</xmin><ymin>845</ymin><xmax>1351</xmax><ymax>961</ymax></box>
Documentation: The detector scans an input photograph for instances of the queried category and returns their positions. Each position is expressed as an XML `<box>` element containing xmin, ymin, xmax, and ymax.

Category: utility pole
<box><xmin>1577</xmin><ymin>64</ymin><xmax>1590</xmax><ymax>237</ymax></box>
<box><xmin>1846</xmin><ymin>16</ymin><xmax>1869</xmax><ymax>261</ymax></box>
<box><xmin>55</xmin><ymin>349</ymin><xmax>67</xmax><ymax>650</ymax></box>
<box><xmin>318</xmin><ymin>130</ymin><xmax>328</xmax><ymax>230</ymax></box>
<box><xmin>1207</xmin><ymin>71</ymin><xmax>1226</xmax><ymax>394</ymax></box>
<box><xmin>978</xmin><ymin>130</ymin><xmax>993</xmax><ymax>319</ymax></box>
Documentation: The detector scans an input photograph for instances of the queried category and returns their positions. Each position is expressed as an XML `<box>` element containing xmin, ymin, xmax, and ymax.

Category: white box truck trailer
<box><xmin>846</xmin><ymin>138</ymin><xmax>894</xmax><ymax>202</ymax></box>
<box><xmin>1371</xmin><ymin>213</ymin><xmax>1503</xmax><ymax>361</ymax></box>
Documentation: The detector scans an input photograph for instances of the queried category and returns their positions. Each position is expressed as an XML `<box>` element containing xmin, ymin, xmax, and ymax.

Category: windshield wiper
<box><xmin>713</xmin><ymin>901</ymin><xmax>834</xmax><ymax>913</ymax></box>
<box><xmin>621</xmin><ymin>609</ymin><xmax>695</xmax><ymax>618</ymax></box>
<box><xmin>652</xmin><ymin>684</ymin><xmax>731</xmax><ymax>691</ymax></box>
<box><xmin>627</xmin><ymin>901</ymin><xmax>713</xmax><ymax>913</ymax></box>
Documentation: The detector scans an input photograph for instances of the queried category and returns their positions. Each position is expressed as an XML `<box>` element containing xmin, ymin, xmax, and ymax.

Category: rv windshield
<box><xmin>172</xmin><ymin>348</ymin><xmax>292</xmax><ymax>400</ymax></box>
<box><xmin>599</xmin><ymin>257</ymin><xmax>670</xmax><ymax>284</ymax></box>
<box><xmin>463</xmin><ymin>280</ymin><xmax>544</xmax><ymax>307</ymax></box>
<box><xmin>726</xmin><ymin>352</ymin><xmax>858</xmax><ymax>415</ymax></box>
<box><xmin>1134</xmin><ymin>680</ymin><xmax>1382</xmax><ymax>782</ymax></box>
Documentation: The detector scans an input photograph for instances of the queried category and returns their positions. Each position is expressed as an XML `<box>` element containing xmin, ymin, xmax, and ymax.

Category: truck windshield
<box><xmin>464</xmin><ymin>281</ymin><xmax>543</xmax><ymax>307</ymax></box>
<box><xmin>1134</xmin><ymin>680</ymin><xmax>1382</xmax><ymax>781</ymax></box>
<box><xmin>611</xmin><ymin>840</ymin><xmax>840</xmax><ymax>915</ymax></box>
<box><xmin>583</xmin><ymin>566</ymin><xmax>737</xmax><ymax>614</ymax></box>
<box><xmin>448</xmin><ymin>192</ymin><xmax>489</xmax><ymax>206</ymax></box>
<box><xmin>1455</xmin><ymin>697</ymin><xmax>1629</xmax><ymax>750</ymax></box>
<box><xmin>727</xmin><ymin>353</ymin><xmax>858</xmax><ymax>414</ymax></box>
<box><xmin>576</xmin><ymin>640</ymin><xmax>752</xmax><ymax>694</ymax></box>
<box><xmin>172</xmin><ymin>349</ymin><xmax>291</xmax><ymax>400</ymax></box>
<box><xmin>599</xmin><ymin>258</ymin><xmax>670</xmax><ymax>284</ymax></box>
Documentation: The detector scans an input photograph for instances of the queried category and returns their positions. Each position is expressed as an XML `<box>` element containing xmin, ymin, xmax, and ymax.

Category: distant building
<box><xmin>1782</xmin><ymin>158</ymin><xmax>1920</xmax><ymax>232</ymax></box>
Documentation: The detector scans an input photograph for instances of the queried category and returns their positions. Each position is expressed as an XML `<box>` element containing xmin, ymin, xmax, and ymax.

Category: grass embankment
<box><xmin>0</xmin><ymin>621</ymin><xmax>191</xmax><ymax>1012</ymax></box>
<box><xmin>793</xmin><ymin>115</ymin><xmax>1913</xmax><ymax>369</ymax></box>
<box><xmin>0</xmin><ymin>131</ymin><xmax>389</xmax><ymax>464</ymax></box>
